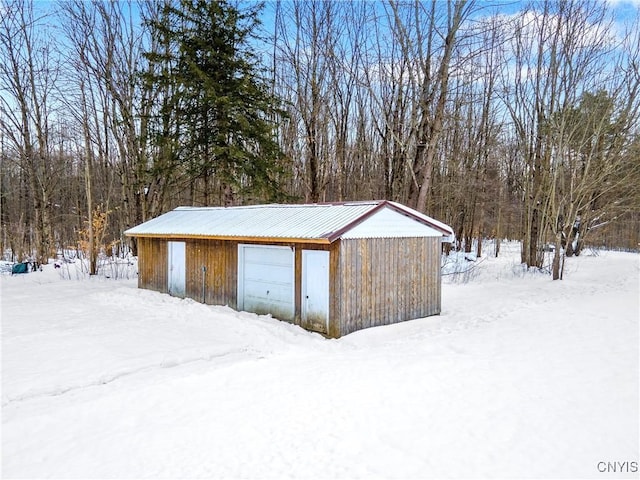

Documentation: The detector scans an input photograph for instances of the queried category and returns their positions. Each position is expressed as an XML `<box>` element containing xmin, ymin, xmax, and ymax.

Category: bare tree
<box><xmin>0</xmin><ymin>0</ymin><xmax>60</xmax><ymax>263</ymax></box>
<box><xmin>400</xmin><ymin>1</ymin><xmax>475</xmax><ymax>213</ymax></box>
<box><xmin>274</xmin><ymin>0</ymin><xmax>335</xmax><ymax>202</ymax></box>
<box><xmin>501</xmin><ymin>0</ymin><xmax>639</xmax><ymax>276</ymax></box>
<box><xmin>60</xmin><ymin>0</ymin><xmax>156</xmax><ymax>262</ymax></box>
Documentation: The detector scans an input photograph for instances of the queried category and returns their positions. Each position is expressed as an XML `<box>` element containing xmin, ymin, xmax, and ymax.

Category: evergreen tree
<box><xmin>143</xmin><ymin>0</ymin><xmax>287</xmax><ymax>206</ymax></box>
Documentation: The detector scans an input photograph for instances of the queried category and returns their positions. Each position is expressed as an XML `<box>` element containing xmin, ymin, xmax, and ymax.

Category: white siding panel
<box><xmin>302</xmin><ymin>250</ymin><xmax>330</xmax><ymax>333</ymax></box>
<box><xmin>341</xmin><ymin>207</ymin><xmax>442</xmax><ymax>239</ymax></box>
<box><xmin>167</xmin><ymin>241</ymin><xmax>186</xmax><ymax>297</ymax></box>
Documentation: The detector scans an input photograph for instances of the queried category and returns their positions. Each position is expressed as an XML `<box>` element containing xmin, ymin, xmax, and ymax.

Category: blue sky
<box><xmin>28</xmin><ymin>0</ymin><xmax>639</xmax><ymax>37</ymax></box>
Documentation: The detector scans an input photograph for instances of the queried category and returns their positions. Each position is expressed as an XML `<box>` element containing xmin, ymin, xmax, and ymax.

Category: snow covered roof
<box><xmin>124</xmin><ymin>200</ymin><xmax>454</xmax><ymax>243</ymax></box>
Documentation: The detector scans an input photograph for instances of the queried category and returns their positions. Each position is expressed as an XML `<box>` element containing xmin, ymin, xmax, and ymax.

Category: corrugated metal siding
<box><xmin>139</xmin><ymin>237</ymin><xmax>340</xmax><ymax>330</ymax></box>
<box><xmin>132</xmin><ymin>207</ymin><xmax>446</xmax><ymax>337</ymax></box>
<box><xmin>185</xmin><ymin>239</ymin><xmax>238</xmax><ymax>308</ymax></box>
<box><xmin>337</xmin><ymin>237</ymin><xmax>441</xmax><ymax>336</ymax></box>
<box><xmin>137</xmin><ymin>237</ymin><xmax>168</xmax><ymax>294</ymax></box>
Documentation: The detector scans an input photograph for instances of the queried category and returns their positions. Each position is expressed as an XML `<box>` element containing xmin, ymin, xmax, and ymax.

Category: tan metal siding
<box><xmin>156</xmin><ymin>239</ymin><xmax>333</xmax><ymax>330</ymax></box>
<box><xmin>137</xmin><ymin>237</ymin><xmax>168</xmax><ymax>294</ymax></box>
<box><xmin>337</xmin><ymin>237</ymin><xmax>441</xmax><ymax>336</ymax></box>
<box><xmin>134</xmin><ymin>235</ymin><xmax>441</xmax><ymax>338</ymax></box>
<box><xmin>328</xmin><ymin>241</ymin><xmax>341</xmax><ymax>338</ymax></box>
<box><xmin>185</xmin><ymin>239</ymin><xmax>238</xmax><ymax>309</ymax></box>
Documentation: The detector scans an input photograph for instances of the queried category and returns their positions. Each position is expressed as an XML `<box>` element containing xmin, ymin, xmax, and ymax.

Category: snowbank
<box><xmin>1</xmin><ymin>243</ymin><xmax>638</xmax><ymax>478</ymax></box>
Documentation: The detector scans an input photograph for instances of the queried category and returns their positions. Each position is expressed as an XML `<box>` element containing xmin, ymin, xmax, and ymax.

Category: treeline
<box><xmin>1</xmin><ymin>0</ymin><xmax>638</xmax><ymax>278</ymax></box>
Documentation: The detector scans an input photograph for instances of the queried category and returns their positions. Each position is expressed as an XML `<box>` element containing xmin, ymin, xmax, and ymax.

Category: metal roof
<box><xmin>124</xmin><ymin>201</ymin><xmax>453</xmax><ymax>243</ymax></box>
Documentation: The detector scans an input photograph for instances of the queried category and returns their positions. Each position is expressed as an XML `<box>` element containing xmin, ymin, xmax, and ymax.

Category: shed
<box><xmin>124</xmin><ymin>200</ymin><xmax>453</xmax><ymax>338</ymax></box>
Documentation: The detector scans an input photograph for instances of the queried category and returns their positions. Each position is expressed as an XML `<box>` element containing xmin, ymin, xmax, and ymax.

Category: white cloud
<box><xmin>604</xmin><ymin>0</ymin><xmax>640</xmax><ymax>7</ymax></box>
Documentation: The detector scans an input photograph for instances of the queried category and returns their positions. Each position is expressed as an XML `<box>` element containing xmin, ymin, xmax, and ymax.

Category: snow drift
<box><xmin>1</xmin><ymin>243</ymin><xmax>638</xmax><ymax>478</ymax></box>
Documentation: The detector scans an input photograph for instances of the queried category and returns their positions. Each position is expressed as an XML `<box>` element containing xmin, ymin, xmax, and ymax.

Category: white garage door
<box><xmin>238</xmin><ymin>245</ymin><xmax>294</xmax><ymax>320</ymax></box>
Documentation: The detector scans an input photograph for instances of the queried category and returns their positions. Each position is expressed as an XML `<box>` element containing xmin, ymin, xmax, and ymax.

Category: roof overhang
<box><xmin>124</xmin><ymin>232</ymin><xmax>332</xmax><ymax>244</ymax></box>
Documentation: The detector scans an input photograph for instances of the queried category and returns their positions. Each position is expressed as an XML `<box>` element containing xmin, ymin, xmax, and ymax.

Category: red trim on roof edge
<box><xmin>384</xmin><ymin>201</ymin><xmax>454</xmax><ymax>236</ymax></box>
<box><xmin>324</xmin><ymin>201</ymin><xmax>388</xmax><ymax>242</ymax></box>
<box><xmin>324</xmin><ymin>200</ymin><xmax>452</xmax><ymax>242</ymax></box>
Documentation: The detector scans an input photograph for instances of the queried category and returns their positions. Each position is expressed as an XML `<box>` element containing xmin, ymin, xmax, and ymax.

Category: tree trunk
<box><xmin>552</xmin><ymin>233</ymin><xmax>562</xmax><ymax>280</ymax></box>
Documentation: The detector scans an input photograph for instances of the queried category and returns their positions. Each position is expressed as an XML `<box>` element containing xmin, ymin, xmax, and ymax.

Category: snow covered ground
<box><xmin>1</xmin><ymin>242</ymin><xmax>638</xmax><ymax>479</ymax></box>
